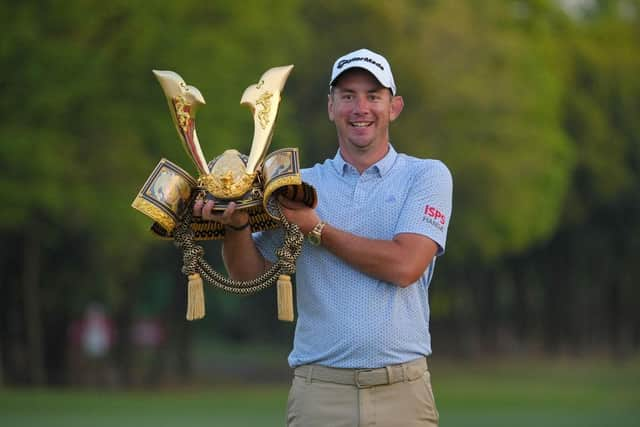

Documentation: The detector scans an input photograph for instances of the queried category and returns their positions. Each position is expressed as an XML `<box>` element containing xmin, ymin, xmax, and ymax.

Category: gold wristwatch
<box><xmin>308</xmin><ymin>221</ymin><xmax>327</xmax><ymax>246</ymax></box>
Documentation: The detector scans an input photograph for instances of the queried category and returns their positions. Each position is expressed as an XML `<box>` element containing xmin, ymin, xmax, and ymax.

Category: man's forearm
<box><xmin>320</xmin><ymin>224</ymin><xmax>438</xmax><ymax>287</ymax></box>
<box><xmin>222</xmin><ymin>228</ymin><xmax>269</xmax><ymax>281</ymax></box>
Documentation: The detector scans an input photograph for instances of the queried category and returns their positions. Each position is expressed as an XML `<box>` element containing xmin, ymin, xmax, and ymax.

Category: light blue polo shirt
<box><xmin>254</xmin><ymin>145</ymin><xmax>453</xmax><ymax>368</ymax></box>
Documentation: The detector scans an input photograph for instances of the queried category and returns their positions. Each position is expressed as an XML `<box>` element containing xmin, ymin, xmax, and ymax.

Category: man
<box><xmin>195</xmin><ymin>48</ymin><xmax>452</xmax><ymax>427</ymax></box>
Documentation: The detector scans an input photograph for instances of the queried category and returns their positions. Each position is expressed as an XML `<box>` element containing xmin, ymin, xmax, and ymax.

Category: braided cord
<box><xmin>173</xmin><ymin>204</ymin><xmax>304</xmax><ymax>295</ymax></box>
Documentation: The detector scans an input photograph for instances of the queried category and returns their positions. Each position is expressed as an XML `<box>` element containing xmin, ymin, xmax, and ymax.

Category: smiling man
<box><xmin>328</xmin><ymin>67</ymin><xmax>404</xmax><ymax>173</ymax></box>
<box><xmin>195</xmin><ymin>48</ymin><xmax>453</xmax><ymax>426</ymax></box>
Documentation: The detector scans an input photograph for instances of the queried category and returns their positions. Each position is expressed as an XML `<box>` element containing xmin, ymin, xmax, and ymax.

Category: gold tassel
<box><xmin>277</xmin><ymin>274</ymin><xmax>294</xmax><ymax>322</ymax></box>
<box><xmin>186</xmin><ymin>273</ymin><xmax>205</xmax><ymax>321</ymax></box>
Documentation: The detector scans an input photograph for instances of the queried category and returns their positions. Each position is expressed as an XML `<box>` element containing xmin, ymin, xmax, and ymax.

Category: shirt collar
<box><xmin>331</xmin><ymin>144</ymin><xmax>398</xmax><ymax>177</ymax></box>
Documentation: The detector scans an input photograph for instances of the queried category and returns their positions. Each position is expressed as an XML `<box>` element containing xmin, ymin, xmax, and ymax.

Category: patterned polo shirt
<box><xmin>254</xmin><ymin>145</ymin><xmax>453</xmax><ymax>368</ymax></box>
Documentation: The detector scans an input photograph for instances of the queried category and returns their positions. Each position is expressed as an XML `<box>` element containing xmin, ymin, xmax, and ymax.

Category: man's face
<box><xmin>328</xmin><ymin>69</ymin><xmax>403</xmax><ymax>155</ymax></box>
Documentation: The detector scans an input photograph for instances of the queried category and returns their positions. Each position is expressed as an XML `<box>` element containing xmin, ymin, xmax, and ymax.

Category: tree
<box><xmin>0</xmin><ymin>0</ymin><xmax>310</xmax><ymax>385</ymax></box>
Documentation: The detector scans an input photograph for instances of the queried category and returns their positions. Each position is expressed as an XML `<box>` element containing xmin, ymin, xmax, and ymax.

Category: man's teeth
<box><xmin>352</xmin><ymin>122</ymin><xmax>371</xmax><ymax>127</ymax></box>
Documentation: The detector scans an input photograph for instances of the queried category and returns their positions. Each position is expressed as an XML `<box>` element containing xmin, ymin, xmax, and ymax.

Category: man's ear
<box><xmin>390</xmin><ymin>95</ymin><xmax>404</xmax><ymax>122</ymax></box>
<box><xmin>327</xmin><ymin>93</ymin><xmax>335</xmax><ymax>122</ymax></box>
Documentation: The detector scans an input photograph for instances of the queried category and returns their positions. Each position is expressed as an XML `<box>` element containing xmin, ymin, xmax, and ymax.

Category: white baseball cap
<box><xmin>329</xmin><ymin>48</ymin><xmax>397</xmax><ymax>95</ymax></box>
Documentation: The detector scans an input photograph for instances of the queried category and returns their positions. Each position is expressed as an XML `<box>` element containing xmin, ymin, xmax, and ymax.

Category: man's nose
<box><xmin>353</xmin><ymin>96</ymin><xmax>369</xmax><ymax>113</ymax></box>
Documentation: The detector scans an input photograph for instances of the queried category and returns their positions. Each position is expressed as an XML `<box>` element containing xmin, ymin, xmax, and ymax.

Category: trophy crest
<box><xmin>132</xmin><ymin>66</ymin><xmax>315</xmax><ymax>321</ymax></box>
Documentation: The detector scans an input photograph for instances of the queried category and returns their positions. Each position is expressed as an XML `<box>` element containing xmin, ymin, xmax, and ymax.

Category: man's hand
<box><xmin>193</xmin><ymin>197</ymin><xmax>250</xmax><ymax>229</ymax></box>
<box><xmin>278</xmin><ymin>195</ymin><xmax>321</xmax><ymax>234</ymax></box>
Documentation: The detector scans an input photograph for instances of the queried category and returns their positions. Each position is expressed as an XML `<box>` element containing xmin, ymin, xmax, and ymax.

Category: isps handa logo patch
<box><xmin>423</xmin><ymin>205</ymin><xmax>446</xmax><ymax>231</ymax></box>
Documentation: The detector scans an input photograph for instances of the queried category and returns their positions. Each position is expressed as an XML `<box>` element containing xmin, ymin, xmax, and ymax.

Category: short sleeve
<box><xmin>394</xmin><ymin>160</ymin><xmax>453</xmax><ymax>255</ymax></box>
<box><xmin>253</xmin><ymin>228</ymin><xmax>285</xmax><ymax>264</ymax></box>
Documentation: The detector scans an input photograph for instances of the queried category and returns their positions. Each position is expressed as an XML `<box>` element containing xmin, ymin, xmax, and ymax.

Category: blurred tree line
<box><xmin>1</xmin><ymin>0</ymin><xmax>639</xmax><ymax>386</ymax></box>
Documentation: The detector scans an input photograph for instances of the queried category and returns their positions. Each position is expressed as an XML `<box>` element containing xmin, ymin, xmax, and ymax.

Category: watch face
<box><xmin>308</xmin><ymin>222</ymin><xmax>325</xmax><ymax>246</ymax></box>
<box><xmin>308</xmin><ymin>232</ymin><xmax>321</xmax><ymax>246</ymax></box>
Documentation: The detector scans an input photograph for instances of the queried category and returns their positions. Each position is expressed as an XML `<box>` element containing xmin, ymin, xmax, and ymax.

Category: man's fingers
<box><xmin>221</xmin><ymin>202</ymin><xmax>237</xmax><ymax>223</ymax></box>
<box><xmin>197</xmin><ymin>198</ymin><xmax>247</xmax><ymax>226</ymax></box>
<box><xmin>202</xmin><ymin>200</ymin><xmax>216</xmax><ymax>220</ymax></box>
<box><xmin>192</xmin><ymin>199</ymin><xmax>204</xmax><ymax>217</ymax></box>
<box><xmin>278</xmin><ymin>195</ymin><xmax>306</xmax><ymax>209</ymax></box>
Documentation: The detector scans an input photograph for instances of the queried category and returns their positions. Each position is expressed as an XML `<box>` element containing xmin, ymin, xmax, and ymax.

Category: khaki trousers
<box><xmin>286</xmin><ymin>357</ymin><xmax>439</xmax><ymax>427</ymax></box>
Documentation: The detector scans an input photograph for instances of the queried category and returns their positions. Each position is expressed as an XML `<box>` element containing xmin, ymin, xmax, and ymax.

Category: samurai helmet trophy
<box><xmin>132</xmin><ymin>65</ymin><xmax>316</xmax><ymax>322</ymax></box>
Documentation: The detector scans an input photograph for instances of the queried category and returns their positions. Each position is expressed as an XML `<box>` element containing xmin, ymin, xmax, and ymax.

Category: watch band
<box><xmin>226</xmin><ymin>221</ymin><xmax>251</xmax><ymax>231</ymax></box>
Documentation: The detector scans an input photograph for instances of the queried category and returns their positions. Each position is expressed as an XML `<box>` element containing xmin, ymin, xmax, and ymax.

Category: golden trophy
<box><xmin>132</xmin><ymin>65</ymin><xmax>315</xmax><ymax>321</ymax></box>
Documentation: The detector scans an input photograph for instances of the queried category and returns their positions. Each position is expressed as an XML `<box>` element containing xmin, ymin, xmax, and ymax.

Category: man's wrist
<box><xmin>226</xmin><ymin>221</ymin><xmax>250</xmax><ymax>232</ymax></box>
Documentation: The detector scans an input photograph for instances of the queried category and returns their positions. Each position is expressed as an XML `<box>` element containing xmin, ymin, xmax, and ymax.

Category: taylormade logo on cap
<box><xmin>336</xmin><ymin>56</ymin><xmax>385</xmax><ymax>71</ymax></box>
<box><xmin>330</xmin><ymin>48</ymin><xmax>397</xmax><ymax>95</ymax></box>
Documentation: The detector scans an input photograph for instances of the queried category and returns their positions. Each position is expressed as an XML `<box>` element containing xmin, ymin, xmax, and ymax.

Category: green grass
<box><xmin>2</xmin><ymin>358</ymin><xmax>639</xmax><ymax>427</ymax></box>
<box><xmin>1</xmin><ymin>387</ymin><xmax>286</xmax><ymax>427</ymax></box>
<box><xmin>432</xmin><ymin>357</ymin><xmax>640</xmax><ymax>427</ymax></box>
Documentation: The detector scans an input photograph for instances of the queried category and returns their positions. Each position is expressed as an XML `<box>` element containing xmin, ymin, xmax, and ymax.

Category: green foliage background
<box><xmin>1</xmin><ymin>0</ymin><xmax>639</xmax><ymax>385</ymax></box>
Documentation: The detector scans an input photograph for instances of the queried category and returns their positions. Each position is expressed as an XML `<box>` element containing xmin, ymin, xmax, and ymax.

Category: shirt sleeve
<box><xmin>394</xmin><ymin>160</ymin><xmax>453</xmax><ymax>255</ymax></box>
<box><xmin>253</xmin><ymin>228</ymin><xmax>285</xmax><ymax>264</ymax></box>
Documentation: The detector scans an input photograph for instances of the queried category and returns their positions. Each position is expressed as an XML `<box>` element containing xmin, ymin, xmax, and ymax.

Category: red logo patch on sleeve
<box><xmin>423</xmin><ymin>205</ymin><xmax>447</xmax><ymax>231</ymax></box>
<box><xmin>424</xmin><ymin>205</ymin><xmax>446</xmax><ymax>225</ymax></box>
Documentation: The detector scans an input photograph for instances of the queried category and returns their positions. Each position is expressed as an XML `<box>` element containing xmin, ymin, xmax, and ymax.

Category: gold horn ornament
<box><xmin>243</xmin><ymin>65</ymin><xmax>294</xmax><ymax>175</ymax></box>
<box><xmin>152</xmin><ymin>70</ymin><xmax>209</xmax><ymax>176</ymax></box>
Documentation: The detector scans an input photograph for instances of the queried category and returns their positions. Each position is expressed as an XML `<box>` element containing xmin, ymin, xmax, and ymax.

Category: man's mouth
<box><xmin>350</xmin><ymin>121</ymin><xmax>372</xmax><ymax>128</ymax></box>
